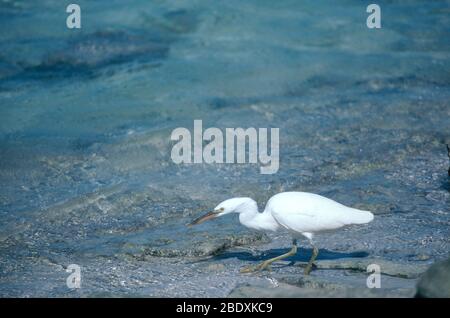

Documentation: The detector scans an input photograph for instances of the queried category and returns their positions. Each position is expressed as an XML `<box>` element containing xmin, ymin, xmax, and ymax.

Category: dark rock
<box><xmin>416</xmin><ymin>258</ymin><xmax>450</xmax><ymax>298</ymax></box>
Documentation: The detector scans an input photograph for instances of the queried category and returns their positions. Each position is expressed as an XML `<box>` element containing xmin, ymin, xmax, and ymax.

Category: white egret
<box><xmin>189</xmin><ymin>192</ymin><xmax>374</xmax><ymax>275</ymax></box>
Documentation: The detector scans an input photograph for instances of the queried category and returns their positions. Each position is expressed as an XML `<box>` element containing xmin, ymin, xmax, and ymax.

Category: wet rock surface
<box><xmin>229</xmin><ymin>282</ymin><xmax>415</xmax><ymax>298</ymax></box>
<box><xmin>301</xmin><ymin>258</ymin><xmax>429</xmax><ymax>279</ymax></box>
<box><xmin>416</xmin><ymin>257</ymin><xmax>450</xmax><ymax>298</ymax></box>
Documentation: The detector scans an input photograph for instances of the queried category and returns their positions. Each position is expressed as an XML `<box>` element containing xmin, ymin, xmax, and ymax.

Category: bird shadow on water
<box><xmin>212</xmin><ymin>248</ymin><xmax>369</xmax><ymax>264</ymax></box>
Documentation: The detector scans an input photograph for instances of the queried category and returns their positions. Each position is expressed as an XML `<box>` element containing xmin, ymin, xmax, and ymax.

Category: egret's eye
<box><xmin>220</xmin><ymin>207</ymin><xmax>224</xmax><ymax>211</ymax></box>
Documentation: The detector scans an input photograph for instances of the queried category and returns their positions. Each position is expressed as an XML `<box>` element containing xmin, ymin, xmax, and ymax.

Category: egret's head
<box><xmin>189</xmin><ymin>197</ymin><xmax>256</xmax><ymax>226</ymax></box>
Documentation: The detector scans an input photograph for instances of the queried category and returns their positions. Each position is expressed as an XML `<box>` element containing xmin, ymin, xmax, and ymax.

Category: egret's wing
<box><xmin>272</xmin><ymin>206</ymin><xmax>347</xmax><ymax>233</ymax></box>
<box><xmin>267</xmin><ymin>192</ymin><xmax>372</xmax><ymax>233</ymax></box>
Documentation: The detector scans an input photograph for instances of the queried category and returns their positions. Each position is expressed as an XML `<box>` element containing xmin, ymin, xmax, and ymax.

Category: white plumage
<box><xmin>268</xmin><ymin>192</ymin><xmax>374</xmax><ymax>235</ymax></box>
<box><xmin>190</xmin><ymin>191</ymin><xmax>374</xmax><ymax>274</ymax></box>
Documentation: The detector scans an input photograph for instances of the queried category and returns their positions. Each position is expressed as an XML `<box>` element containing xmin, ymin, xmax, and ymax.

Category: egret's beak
<box><xmin>188</xmin><ymin>210</ymin><xmax>220</xmax><ymax>226</ymax></box>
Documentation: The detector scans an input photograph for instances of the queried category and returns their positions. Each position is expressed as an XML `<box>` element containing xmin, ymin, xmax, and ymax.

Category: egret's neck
<box><xmin>235</xmin><ymin>199</ymin><xmax>258</xmax><ymax>221</ymax></box>
<box><xmin>238</xmin><ymin>199</ymin><xmax>279</xmax><ymax>232</ymax></box>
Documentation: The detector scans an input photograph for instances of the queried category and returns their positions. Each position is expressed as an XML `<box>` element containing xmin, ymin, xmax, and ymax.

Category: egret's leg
<box><xmin>303</xmin><ymin>244</ymin><xmax>319</xmax><ymax>275</ymax></box>
<box><xmin>240</xmin><ymin>239</ymin><xmax>298</xmax><ymax>273</ymax></box>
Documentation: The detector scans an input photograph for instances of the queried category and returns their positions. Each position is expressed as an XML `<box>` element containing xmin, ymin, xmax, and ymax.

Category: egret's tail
<box><xmin>346</xmin><ymin>209</ymin><xmax>374</xmax><ymax>225</ymax></box>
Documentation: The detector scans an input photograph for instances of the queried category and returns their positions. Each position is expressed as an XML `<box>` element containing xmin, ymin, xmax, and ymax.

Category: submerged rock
<box><xmin>416</xmin><ymin>258</ymin><xmax>450</xmax><ymax>298</ymax></box>
<box><xmin>33</xmin><ymin>30</ymin><xmax>169</xmax><ymax>77</ymax></box>
<box><xmin>134</xmin><ymin>232</ymin><xmax>269</xmax><ymax>258</ymax></box>
<box><xmin>300</xmin><ymin>258</ymin><xmax>429</xmax><ymax>279</ymax></box>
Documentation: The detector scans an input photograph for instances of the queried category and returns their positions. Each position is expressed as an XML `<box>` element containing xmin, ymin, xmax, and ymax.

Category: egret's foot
<box><xmin>303</xmin><ymin>246</ymin><xmax>319</xmax><ymax>275</ymax></box>
<box><xmin>303</xmin><ymin>267</ymin><xmax>312</xmax><ymax>275</ymax></box>
<box><xmin>240</xmin><ymin>262</ymin><xmax>272</xmax><ymax>273</ymax></box>
<box><xmin>303</xmin><ymin>263</ymin><xmax>316</xmax><ymax>275</ymax></box>
<box><xmin>240</xmin><ymin>265</ymin><xmax>259</xmax><ymax>273</ymax></box>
